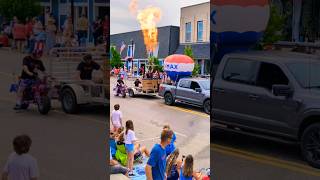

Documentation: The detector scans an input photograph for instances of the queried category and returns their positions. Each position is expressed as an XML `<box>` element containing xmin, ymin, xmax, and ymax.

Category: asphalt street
<box><xmin>0</xmin><ymin>49</ymin><xmax>108</xmax><ymax>180</ymax></box>
<box><xmin>110</xmin><ymin>77</ymin><xmax>210</xmax><ymax>171</ymax></box>
<box><xmin>212</xmin><ymin>127</ymin><xmax>320</xmax><ymax>180</ymax></box>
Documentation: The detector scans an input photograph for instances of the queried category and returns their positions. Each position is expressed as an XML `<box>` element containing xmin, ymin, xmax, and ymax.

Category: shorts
<box><xmin>110</xmin><ymin>165</ymin><xmax>128</xmax><ymax>175</ymax></box>
<box><xmin>125</xmin><ymin>144</ymin><xmax>134</xmax><ymax>153</ymax></box>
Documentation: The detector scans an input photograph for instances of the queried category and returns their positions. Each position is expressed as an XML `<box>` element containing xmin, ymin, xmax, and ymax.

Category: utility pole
<box><xmin>71</xmin><ymin>0</ymin><xmax>75</xmax><ymax>32</ymax></box>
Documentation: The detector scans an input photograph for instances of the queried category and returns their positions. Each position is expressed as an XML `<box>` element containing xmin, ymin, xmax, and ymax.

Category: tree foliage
<box><xmin>110</xmin><ymin>46</ymin><xmax>123</xmax><ymax>68</ymax></box>
<box><xmin>148</xmin><ymin>56</ymin><xmax>163</xmax><ymax>72</ymax></box>
<box><xmin>184</xmin><ymin>45</ymin><xmax>194</xmax><ymax>60</ymax></box>
<box><xmin>0</xmin><ymin>0</ymin><xmax>42</xmax><ymax>22</ymax></box>
<box><xmin>262</xmin><ymin>5</ymin><xmax>287</xmax><ymax>45</ymax></box>
<box><xmin>184</xmin><ymin>45</ymin><xmax>200</xmax><ymax>76</ymax></box>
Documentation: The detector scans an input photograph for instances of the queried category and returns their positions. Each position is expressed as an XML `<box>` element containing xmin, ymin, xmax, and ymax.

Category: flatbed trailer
<box><xmin>49</xmin><ymin>46</ymin><xmax>109</xmax><ymax>113</ymax></box>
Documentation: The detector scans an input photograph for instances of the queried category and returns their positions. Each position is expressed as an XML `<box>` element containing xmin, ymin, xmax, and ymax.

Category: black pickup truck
<box><xmin>212</xmin><ymin>51</ymin><xmax>320</xmax><ymax>168</ymax></box>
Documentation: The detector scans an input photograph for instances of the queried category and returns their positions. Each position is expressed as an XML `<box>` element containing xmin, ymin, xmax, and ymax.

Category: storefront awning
<box><xmin>175</xmin><ymin>43</ymin><xmax>210</xmax><ymax>60</ymax></box>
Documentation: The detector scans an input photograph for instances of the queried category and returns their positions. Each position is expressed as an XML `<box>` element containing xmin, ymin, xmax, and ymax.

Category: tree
<box><xmin>0</xmin><ymin>0</ymin><xmax>42</xmax><ymax>22</ymax></box>
<box><xmin>110</xmin><ymin>46</ymin><xmax>123</xmax><ymax>68</ymax></box>
<box><xmin>148</xmin><ymin>56</ymin><xmax>163</xmax><ymax>72</ymax></box>
<box><xmin>262</xmin><ymin>5</ymin><xmax>287</xmax><ymax>45</ymax></box>
<box><xmin>184</xmin><ymin>46</ymin><xmax>200</xmax><ymax>76</ymax></box>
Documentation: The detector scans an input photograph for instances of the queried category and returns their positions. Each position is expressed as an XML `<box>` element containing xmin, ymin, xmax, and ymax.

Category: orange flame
<box><xmin>137</xmin><ymin>6</ymin><xmax>162</xmax><ymax>53</ymax></box>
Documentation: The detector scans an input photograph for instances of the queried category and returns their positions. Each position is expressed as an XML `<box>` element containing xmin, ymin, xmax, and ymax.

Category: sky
<box><xmin>110</xmin><ymin>0</ymin><xmax>209</xmax><ymax>34</ymax></box>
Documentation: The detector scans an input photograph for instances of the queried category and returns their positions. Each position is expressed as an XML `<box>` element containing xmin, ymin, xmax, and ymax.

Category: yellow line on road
<box><xmin>164</xmin><ymin>105</ymin><xmax>209</xmax><ymax>118</ymax></box>
<box><xmin>212</xmin><ymin>144</ymin><xmax>320</xmax><ymax>177</ymax></box>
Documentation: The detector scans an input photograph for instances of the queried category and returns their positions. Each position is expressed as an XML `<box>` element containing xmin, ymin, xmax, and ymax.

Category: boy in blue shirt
<box><xmin>145</xmin><ymin>129</ymin><xmax>173</xmax><ymax>180</ymax></box>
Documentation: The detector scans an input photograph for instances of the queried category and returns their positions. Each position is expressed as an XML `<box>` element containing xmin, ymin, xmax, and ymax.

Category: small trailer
<box><xmin>127</xmin><ymin>78</ymin><xmax>160</xmax><ymax>97</ymax></box>
<box><xmin>48</xmin><ymin>46</ymin><xmax>109</xmax><ymax>114</ymax></box>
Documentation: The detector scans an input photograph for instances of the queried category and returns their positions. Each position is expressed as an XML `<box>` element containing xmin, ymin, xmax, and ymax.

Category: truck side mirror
<box><xmin>272</xmin><ymin>84</ymin><xmax>293</xmax><ymax>97</ymax></box>
<box><xmin>195</xmin><ymin>88</ymin><xmax>202</xmax><ymax>93</ymax></box>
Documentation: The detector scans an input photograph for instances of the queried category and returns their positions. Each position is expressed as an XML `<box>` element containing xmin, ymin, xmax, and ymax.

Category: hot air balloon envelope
<box><xmin>164</xmin><ymin>54</ymin><xmax>194</xmax><ymax>82</ymax></box>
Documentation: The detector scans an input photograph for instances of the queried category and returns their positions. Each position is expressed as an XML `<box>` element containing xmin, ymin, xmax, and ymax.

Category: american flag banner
<box><xmin>120</xmin><ymin>41</ymin><xmax>126</xmax><ymax>54</ymax></box>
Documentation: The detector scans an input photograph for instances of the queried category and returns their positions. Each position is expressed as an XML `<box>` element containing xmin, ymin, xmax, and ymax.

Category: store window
<box><xmin>197</xmin><ymin>21</ymin><xmax>203</xmax><ymax>42</ymax></box>
<box><xmin>185</xmin><ymin>22</ymin><xmax>192</xmax><ymax>42</ymax></box>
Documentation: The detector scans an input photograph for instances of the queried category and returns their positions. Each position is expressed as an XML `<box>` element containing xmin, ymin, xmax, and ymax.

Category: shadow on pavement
<box><xmin>78</xmin><ymin>105</ymin><xmax>108</xmax><ymax>115</ymax></box>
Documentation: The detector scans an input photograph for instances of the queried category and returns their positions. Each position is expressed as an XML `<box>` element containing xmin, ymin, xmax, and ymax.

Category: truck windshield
<box><xmin>287</xmin><ymin>62</ymin><xmax>320</xmax><ymax>89</ymax></box>
<box><xmin>199</xmin><ymin>80</ymin><xmax>210</xmax><ymax>90</ymax></box>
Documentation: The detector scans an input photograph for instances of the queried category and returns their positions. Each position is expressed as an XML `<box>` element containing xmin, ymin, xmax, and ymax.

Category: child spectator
<box><xmin>115</xmin><ymin>132</ymin><xmax>149</xmax><ymax>166</ymax></box>
<box><xmin>124</xmin><ymin>120</ymin><xmax>137</xmax><ymax>176</ymax></box>
<box><xmin>110</xmin><ymin>147</ymin><xmax>129</xmax><ymax>177</ymax></box>
<box><xmin>110</xmin><ymin>131</ymin><xmax>117</xmax><ymax>159</ymax></box>
<box><xmin>166</xmin><ymin>148</ymin><xmax>182</xmax><ymax>180</ymax></box>
<box><xmin>163</xmin><ymin>124</ymin><xmax>177</xmax><ymax>156</ymax></box>
<box><xmin>34</xmin><ymin>28</ymin><xmax>46</xmax><ymax>57</ymax></box>
<box><xmin>2</xmin><ymin>134</ymin><xmax>39</xmax><ymax>180</ymax></box>
<box><xmin>115</xmin><ymin>132</ymin><xmax>127</xmax><ymax>166</ymax></box>
<box><xmin>111</xmin><ymin>104</ymin><xmax>123</xmax><ymax>132</ymax></box>
<box><xmin>180</xmin><ymin>155</ymin><xmax>201</xmax><ymax>180</ymax></box>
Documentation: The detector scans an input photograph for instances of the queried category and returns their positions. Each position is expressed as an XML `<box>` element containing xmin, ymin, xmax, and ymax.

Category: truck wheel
<box><xmin>38</xmin><ymin>96</ymin><xmax>51</xmax><ymax>115</ymax></box>
<box><xmin>164</xmin><ymin>93</ymin><xmax>174</xmax><ymax>105</ymax></box>
<box><xmin>301</xmin><ymin>123</ymin><xmax>320</xmax><ymax>168</ymax></box>
<box><xmin>203</xmin><ymin>99</ymin><xmax>210</xmax><ymax>114</ymax></box>
<box><xmin>61</xmin><ymin>88</ymin><xmax>78</xmax><ymax>114</ymax></box>
<box><xmin>128</xmin><ymin>89</ymin><xmax>134</xmax><ymax>97</ymax></box>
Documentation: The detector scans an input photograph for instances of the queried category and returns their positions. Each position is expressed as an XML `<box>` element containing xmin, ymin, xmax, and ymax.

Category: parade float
<box><xmin>48</xmin><ymin>46</ymin><xmax>108</xmax><ymax>114</ymax></box>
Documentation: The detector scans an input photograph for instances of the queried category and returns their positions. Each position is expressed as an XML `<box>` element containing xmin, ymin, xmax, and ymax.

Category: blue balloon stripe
<box><xmin>211</xmin><ymin>31</ymin><xmax>264</xmax><ymax>45</ymax></box>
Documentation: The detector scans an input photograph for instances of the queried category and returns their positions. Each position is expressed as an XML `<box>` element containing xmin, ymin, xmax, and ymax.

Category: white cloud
<box><xmin>111</xmin><ymin>0</ymin><xmax>209</xmax><ymax>34</ymax></box>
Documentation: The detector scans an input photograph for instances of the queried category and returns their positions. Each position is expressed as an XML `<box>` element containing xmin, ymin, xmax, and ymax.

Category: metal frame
<box><xmin>49</xmin><ymin>46</ymin><xmax>109</xmax><ymax>106</ymax></box>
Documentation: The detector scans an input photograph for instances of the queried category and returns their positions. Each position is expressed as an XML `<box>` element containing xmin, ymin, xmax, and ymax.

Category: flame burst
<box><xmin>137</xmin><ymin>7</ymin><xmax>162</xmax><ymax>53</ymax></box>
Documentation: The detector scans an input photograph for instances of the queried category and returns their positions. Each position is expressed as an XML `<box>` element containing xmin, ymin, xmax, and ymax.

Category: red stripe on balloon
<box><xmin>165</xmin><ymin>54</ymin><xmax>194</xmax><ymax>63</ymax></box>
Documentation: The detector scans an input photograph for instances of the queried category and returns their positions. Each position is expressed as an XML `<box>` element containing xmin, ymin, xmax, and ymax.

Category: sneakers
<box><xmin>128</xmin><ymin>171</ymin><xmax>135</xmax><ymax>176</ymax></box>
